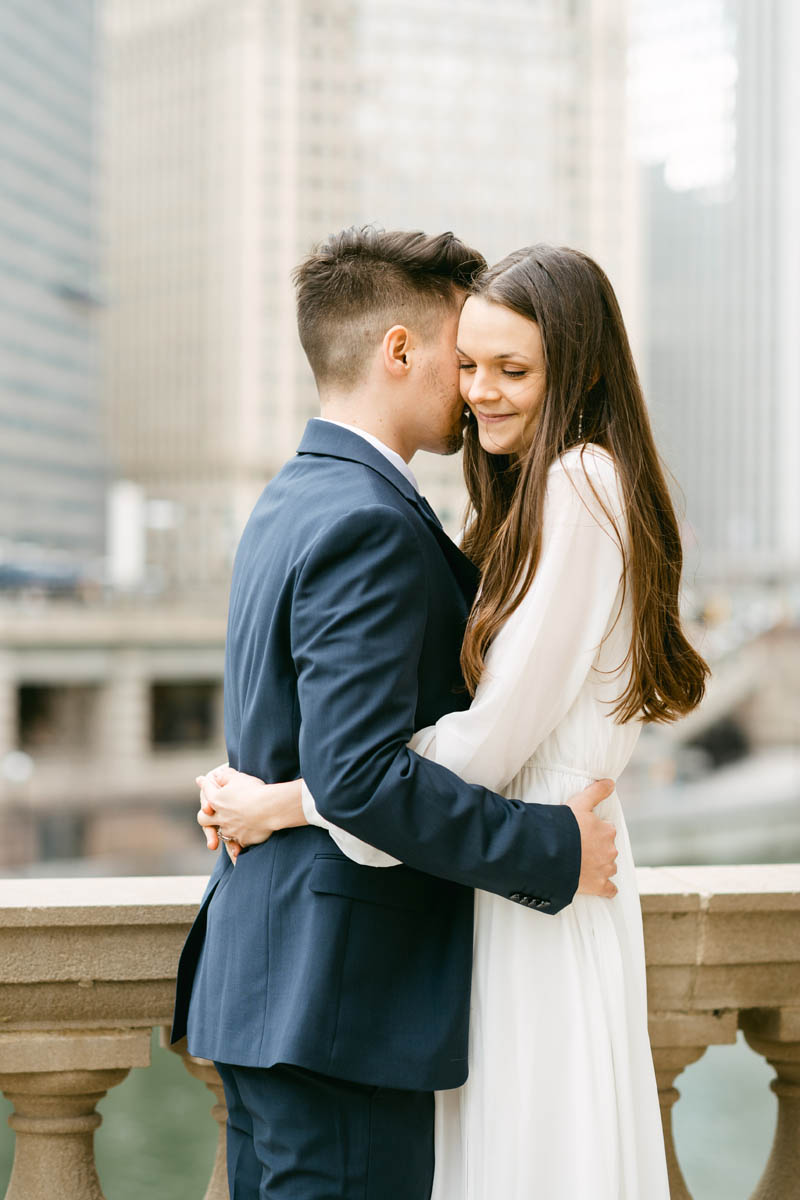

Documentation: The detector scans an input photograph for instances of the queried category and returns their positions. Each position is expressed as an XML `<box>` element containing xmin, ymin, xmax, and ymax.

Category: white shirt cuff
<box><xmin>301</xmin><ymin>781</ymin><xmax>401</xmax><ymax>868</ymax></box>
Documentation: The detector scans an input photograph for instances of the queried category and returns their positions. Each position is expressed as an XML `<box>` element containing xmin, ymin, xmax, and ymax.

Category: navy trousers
<box><xmin>214</xmin><ymin>1061</ymin><xmax>435</xmax><ymax>1199</ymax></box>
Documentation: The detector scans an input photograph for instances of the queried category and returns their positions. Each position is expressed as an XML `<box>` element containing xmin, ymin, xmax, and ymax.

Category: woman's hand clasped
<box><xmin>196</xmin><ymin>766</ymin><xmax>307</xmax><ymax>864</ymax></box>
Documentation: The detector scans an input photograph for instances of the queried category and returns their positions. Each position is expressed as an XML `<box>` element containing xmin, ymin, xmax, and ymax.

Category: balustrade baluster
<box><xmin>165</xmin><ymin>1032</ymin><xmax>229</xmax><ymax>1200</ymax></box>
<box><xmin>651</xmin><ymin>1044</ymin><xmax>704</xmax><ymax>1200</ymax></box>
<box><xmin>0</xmin><ymin>1029</ymin><xmax>150</xmax><ymax>1200</ymax></box>
<box><xmin>741</xmin><ymin>1007</ymin><xmax>800</xmax><ymax>1200</ymax></box>
<box><xmin>648</xmin><ymin>1010</ymin><xmax>738</xmax><ymax>1200</ymax></box>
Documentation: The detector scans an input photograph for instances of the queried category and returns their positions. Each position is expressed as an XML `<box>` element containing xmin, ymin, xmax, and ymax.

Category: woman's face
<box><xmin>456</xmin><ymin>295</ymin><xmax>546</xmax><ymax>457</ymax></box>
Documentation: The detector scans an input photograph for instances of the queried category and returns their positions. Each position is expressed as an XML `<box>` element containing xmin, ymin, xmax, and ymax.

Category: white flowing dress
<box><xmin>307</xmin><ymin>445</ymin><xmax>670</xmax><ymax>1200</ymax></box>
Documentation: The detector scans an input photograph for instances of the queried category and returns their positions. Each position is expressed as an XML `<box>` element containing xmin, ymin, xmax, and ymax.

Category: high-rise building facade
<box><xmin>0</xmin><ymin>0</ymin><xmax>106</xmax><ymax>583</ymax></box>
<box><xmin>104</xmin><ymin>0</ymin><xmax>635</xmax><ymax>594</ymax></box>
<box><xmin>353</xmin><ymin>0</ymin><xmax>638</xmax><ymax>524</ymax></box>
<box><xmin>104</xmin><ymin>0</ymin><xmax>361</xmax><ymax>598</ymax></box>
<box><xmin>632</xmin><ymin>0</ymin><xmax>800</xmax><ymax>580</ymax></box>
<box><xmin>354</xmin><ymin>0</ymin><xmax>636</xmax><ymax>310</ymax></box>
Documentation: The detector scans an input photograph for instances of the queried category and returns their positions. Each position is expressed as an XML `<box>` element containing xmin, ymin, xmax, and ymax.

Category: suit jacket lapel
<box><xmin>418</xmin><ymin>516</ymin><xmax>479</xmax><ymax>603</ymax></box>
<box><xmin>297</xmin><ymin>419</ymin><xmax>479</xmax><ymax>604</ymax></box>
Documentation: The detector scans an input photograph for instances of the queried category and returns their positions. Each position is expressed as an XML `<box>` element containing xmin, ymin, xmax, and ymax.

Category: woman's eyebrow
<box><xmin>455</xmin><ymin>346</ymin><xmax>531</xmax><ymax>361</ymax></box>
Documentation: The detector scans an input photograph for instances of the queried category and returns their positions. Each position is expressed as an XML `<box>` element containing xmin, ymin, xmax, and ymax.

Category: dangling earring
<box><xmin>463</xmin><ymin>406</ymin><xmax>472</xmax><ymax>419</ymax></box>
<box><xmin>577</xmin><ymin>408</ymin><xmax>584</xmax><ymax>440</ymax></box>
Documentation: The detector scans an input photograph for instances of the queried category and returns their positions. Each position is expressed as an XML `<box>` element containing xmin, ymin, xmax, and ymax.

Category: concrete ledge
<box><xmin>0</xmin><ymin>876</ymin><xmax>207</xmax><ymax>925</ymax></box>
<box><xmin>0</xmin><ymin>865</ymin><xmax>796</xmax><ymax>1033</ymax></box>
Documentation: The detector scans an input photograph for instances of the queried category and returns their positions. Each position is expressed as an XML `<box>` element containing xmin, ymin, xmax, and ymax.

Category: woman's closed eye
<box><xmin>458</xmin><ymin>362</ymin><xmax>527</xmax><ymax>379</ymax></box>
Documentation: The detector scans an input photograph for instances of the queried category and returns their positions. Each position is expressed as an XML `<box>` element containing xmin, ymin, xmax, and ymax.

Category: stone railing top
<box><xmin>636</xmin><ymin>863</ymin><xmax>800</xmax><ymax>912</ymax></box>
<box><xmin>0</xmin><ymin>865</ymin><xmax>798</xmax><ymax>930</ymax></box>
<box><xmin>0</xmin><ymin>876</ymin><xmax>208</xmax><ymax>927</ymax></box>
<box><xmin>0</xmin><ymin>865</ymin><xmax>797</xmax><ymax>1030</ymax></box>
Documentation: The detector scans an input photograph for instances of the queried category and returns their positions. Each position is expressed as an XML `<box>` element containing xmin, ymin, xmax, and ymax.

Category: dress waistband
<box><xmin>527</xmin><ymin>761</ymin><xmax>608</xmax><ymax>786</ymax></box>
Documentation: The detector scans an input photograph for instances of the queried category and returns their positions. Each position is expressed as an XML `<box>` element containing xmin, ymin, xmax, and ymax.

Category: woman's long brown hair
<box><xmin>460</xmin><ymin>245</ymin><xmax>709</xmax><ymax>723</ymax></box>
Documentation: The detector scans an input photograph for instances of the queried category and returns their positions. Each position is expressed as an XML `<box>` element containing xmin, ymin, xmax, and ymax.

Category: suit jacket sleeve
<box><xmin>291</xmin><ymin>503</ymin><xmax>581</xmax><ymax>914</ymax></box>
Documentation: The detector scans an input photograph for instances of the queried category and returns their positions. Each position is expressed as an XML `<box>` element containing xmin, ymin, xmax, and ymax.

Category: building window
<box><xmin>17</xmin><ymin>684</ymin><xmax>97</xmax><ymax>752</ymax></box>
<box><xmin>150</xmin><ymin>681</ymin><xmax>218</xmax><ymax>746</ymax></box>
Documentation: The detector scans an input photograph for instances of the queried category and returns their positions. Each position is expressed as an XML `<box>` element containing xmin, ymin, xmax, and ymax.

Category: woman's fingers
<box><xmin>196</xmin><ymin>774</ymin><xmax>217</xmax><ymax>816</ymax></box>
<box><xmin>194</xmin><ymin>764</ymin><xmax>273</xmax><ymax>852</ymax></box>
<box><xmin>196</xmin><ymin>779</ymin><xmax>220</xmax><ymax>850</ymax></box>
<box><xmin>197</xmin><ymin>809</ymin><xmax>220</xmax><ymax>851</ymax></box>
<box><xmin>197</xmin><ymin>797</ymin><xmax>243</xmax><ymax>851</ymax></box>
<box><xmin>195</xmin><ymin>763</ymin><xmax>233</xmax><ymax>852</ymax></box>
<box><xmin>196</xmin><ymin>763</ymin><xmax>230</xmax><ymax>789</ymax></box>
<box><xmin>198</xmin><ymin>774</ymin><xmax>223</xmax><ymax>814</ymax></box>
<box><xmin>212</xmin><ymin>764</ymin><xmax>237</xmax><ymax>785</ymax></box>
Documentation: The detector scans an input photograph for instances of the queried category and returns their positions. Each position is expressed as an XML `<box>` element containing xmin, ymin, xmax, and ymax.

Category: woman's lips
<box><xmin>476</xmin><ymin>411</ymin><xmax>515</xmax><ymax>424</ymax></box>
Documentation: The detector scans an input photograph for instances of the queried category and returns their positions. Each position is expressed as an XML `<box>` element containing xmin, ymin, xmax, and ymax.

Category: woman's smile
<box><xmin>475</xmin><ymin>410</ymin><xmax>517</xmax><ymax>424</ymax></box>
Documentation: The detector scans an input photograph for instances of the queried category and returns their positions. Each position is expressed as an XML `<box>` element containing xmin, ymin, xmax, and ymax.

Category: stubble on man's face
<box><xmin>418</xmin><ymin>357</ymin><xmax>464</xmax><ymax>454</ymax></box>
<box><xmin>440</xmin><ymin>423</ymin><xmax>465</xmax><ymax>456</ymax></box>
<box><xmin>419</xmin><ymin>310</ymin><xmax>465</xmax><ymax>456</ymax></box>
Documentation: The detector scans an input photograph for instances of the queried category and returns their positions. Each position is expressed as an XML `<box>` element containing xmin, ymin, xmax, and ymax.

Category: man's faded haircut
<box><xmin>293</xmin><ymin>226</ymin><xmax>486</xmax><ymax>390</ymax></box>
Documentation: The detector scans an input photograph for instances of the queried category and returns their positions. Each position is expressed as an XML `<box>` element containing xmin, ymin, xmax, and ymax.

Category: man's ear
<box><xmin>382</xmin><ymin>325</ymin><xmax>412</xmax><ymax>378</ymax></box>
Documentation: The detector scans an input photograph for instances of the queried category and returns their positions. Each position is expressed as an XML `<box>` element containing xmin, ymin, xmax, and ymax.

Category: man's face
<box><xmin>413</xmin><ymin>305</ymin><xmax>465</xmax><ymax>456</ymax></box>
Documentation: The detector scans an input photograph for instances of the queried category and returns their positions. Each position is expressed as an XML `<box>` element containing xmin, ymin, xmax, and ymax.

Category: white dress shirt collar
<box><xmin>317</xmin><ymin>418</ymin><xmax>420</xmax><ymax>494</ymax></box>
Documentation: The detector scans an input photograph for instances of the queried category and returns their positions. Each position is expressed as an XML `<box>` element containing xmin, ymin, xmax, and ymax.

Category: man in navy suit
<box><xmin>172</xmin><ymin>228</ymin><xmax>617</xmax><ymax>1198</ymax></box>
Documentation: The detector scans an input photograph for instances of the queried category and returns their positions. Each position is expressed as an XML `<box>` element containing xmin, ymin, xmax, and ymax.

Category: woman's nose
<box><xmin>466</xmin><ymin>369</ymin><xmax>500</xmax><ymax>403</ymax></box>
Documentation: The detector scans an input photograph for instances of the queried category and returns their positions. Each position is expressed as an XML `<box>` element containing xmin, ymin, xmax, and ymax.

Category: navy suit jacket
<box><xmin>172</xmin><ymin>419</ymin><xmax>581</xmax><ymax>1091</ymax></box>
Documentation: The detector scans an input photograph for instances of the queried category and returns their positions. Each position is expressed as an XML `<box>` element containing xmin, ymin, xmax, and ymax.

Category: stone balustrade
<box><xmin>0</xmin><ymin>865</ymin><xmax>798</xmax><ymax>1199</ymax></box>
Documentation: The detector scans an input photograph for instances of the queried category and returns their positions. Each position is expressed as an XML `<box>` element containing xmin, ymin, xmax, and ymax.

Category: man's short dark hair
<box><xmin>293</xmin><ymin>226</ymin><xmax>486</xmax><ymax>390</ymax></box>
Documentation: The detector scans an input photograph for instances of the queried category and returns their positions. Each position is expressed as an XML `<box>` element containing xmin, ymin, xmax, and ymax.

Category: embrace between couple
<box><xmin>171</xmin><ymin>228</ymin><xmax>709</xmax><ymax>1199</ymax></box>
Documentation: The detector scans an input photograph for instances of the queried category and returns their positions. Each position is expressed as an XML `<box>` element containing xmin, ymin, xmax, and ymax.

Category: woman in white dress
<box><xmin>197</xmin><ymin>245</ymin><xmax>709</xmax><ymax>1198</ymax></box>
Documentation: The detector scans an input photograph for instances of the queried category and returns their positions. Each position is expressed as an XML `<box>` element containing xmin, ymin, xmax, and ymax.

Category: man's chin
<box><xmin>440</xmin><ymin>428</ymin><xmax>464</xmax><ymax>457</ymax></box>
<box><xmin>441</xmin><ymin>434</ymin><xmax>465</xmax><ymax>456</ymax></box>
<box><xmin>418</xmin><ymin>424</ymin><xmax>463</xmax><ymax>458</ymax></box>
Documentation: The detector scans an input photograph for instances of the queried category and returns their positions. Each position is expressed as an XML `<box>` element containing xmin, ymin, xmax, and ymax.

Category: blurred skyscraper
<box><xmin>103</xmin><ymin>0</ymin><xmax>361</xmax><ymax>598</ymax></box>
<box><xmin>0</xmin><ymin>0</ymin><xmax>106</xmax><ymax>585</ymax></box>
<box><xmin>631</xmin><ymin>0</ymin><xmax>800</xmax><ymax>581</ymax></box>
<box><xmin>104</xmin><ymin>0</ymin><xmax>635</xmax><ymax>596</ymax></box>
<box><xmin>355</xmin><ymin>0</ymin><xmax>637</xmax><ymax>314</ymax></box>
<box><xmin>354</xmin><ymin>0</ymin><xmax>639</xmax><ymax>527</ymax></box>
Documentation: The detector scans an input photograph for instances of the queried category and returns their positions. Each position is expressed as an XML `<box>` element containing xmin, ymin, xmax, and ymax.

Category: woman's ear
<box><xmin>382</xmin><ymin>325</ymin><xmax>412</xmax><ymax>378</ymax></box>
